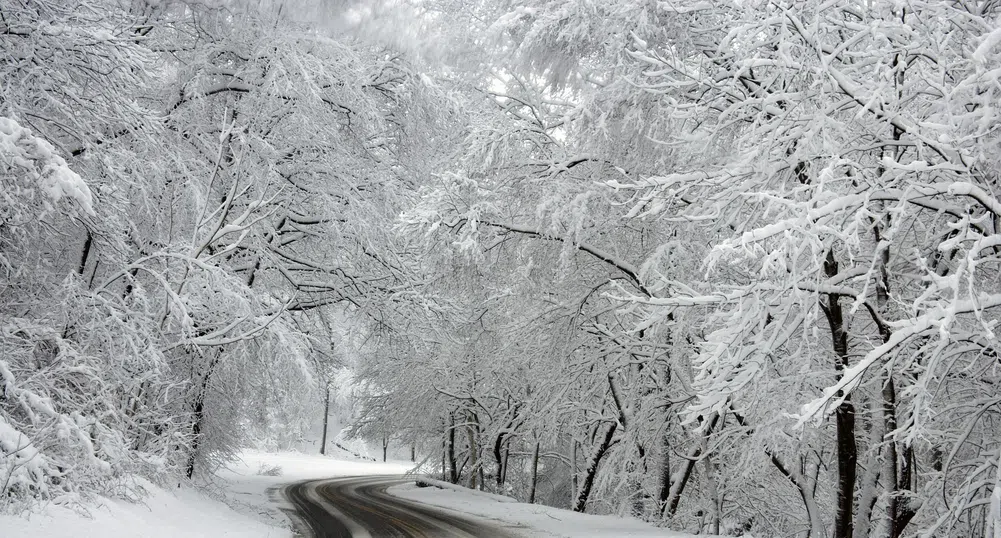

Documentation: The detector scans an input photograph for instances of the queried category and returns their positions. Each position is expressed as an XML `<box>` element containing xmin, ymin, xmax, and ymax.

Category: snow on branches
<box><xmin>0</xmin><ymin>117</ymin><xmax>94</xmax><ymax>218</ymax></box>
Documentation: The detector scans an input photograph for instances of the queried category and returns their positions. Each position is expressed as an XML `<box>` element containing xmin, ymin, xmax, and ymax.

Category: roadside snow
<box><xmin>414</xmin><ymin>476</ymin><xmax>519</xmax><ymax>503</ymax></box>
<box><xmin>224</xmin><ymin>449</ymin><xmax>413</xmax><ymax>483</ymax></box>
<box><xmin>0</xmin><ymin>476</ymin><xmax>284</xmax><ymax>538</ymax></box>
<box><xmin>0</xmin><ymin>449</ymin><xmax>411</xmax><ymax>538</ymax></box>
<box><xmin>218</xmin><ymin>449</ymin><xmax>413</xmax><ymax>529</ymax></box>
<box><xmin>389</xmin><ymin>481</ymin><xmax>702</xmax><ymax>538</ymax></box>
<box><xmin>1</xmin><ymin>450</ymin><xmax>704</xmax><ymax>538</ymax></box>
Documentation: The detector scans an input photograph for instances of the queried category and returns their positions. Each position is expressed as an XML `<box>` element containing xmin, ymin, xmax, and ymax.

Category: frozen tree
<box><xmin>1</xmin><ymin>0</ymin><xmax>469</xmax><ymax>506</ymax></box>
<box><xmin>384</xmin><ymin>0</ymin><xmax>1001</xmax><ymax>536</ymax></box>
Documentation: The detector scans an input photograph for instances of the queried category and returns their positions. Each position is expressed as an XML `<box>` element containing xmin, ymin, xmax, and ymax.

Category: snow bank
<box><xmin>1</xmin><ymin>451</ymin><xmax>704</xmax><ymax>538</ymax></box>
<box><xmin>0</xmin><ymin>477</ymin><xmax>284</xmax><ymax>538</ymax></box>
<box><xmin>414</xmin><ymin>476</ymin><xmax>519</xmax><ymax>503</ymax></box>
<box><xmin>222</xmin><ymin>449</ymin><xmax>412</xmax><ymax>483</ymax></box>
<box><xmin>390</xmin><ymin>481</ymin><xmax>704</xmax><ymax>538</ymax></box>
<box><xmin>0</xmin><ymin>450</ymin><xmax>410</xmax><ymax>538</ymax></box>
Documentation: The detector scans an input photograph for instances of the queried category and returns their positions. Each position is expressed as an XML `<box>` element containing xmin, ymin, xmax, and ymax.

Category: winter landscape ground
<box><xmin>4</xmin><ymin>0</ymin><xmax>1001</xmax><ymax>536</ymax></box>
<box><xmin>0</xmin><ymin>449</ymin><xmax>698</xmax><ymax>537</ymax></box>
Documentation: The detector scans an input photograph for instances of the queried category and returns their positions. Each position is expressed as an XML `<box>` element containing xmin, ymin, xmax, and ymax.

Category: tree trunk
<box><xmin>893</xmin><ymin>447</ymin><xmax>916</xmax><ymax>538</ymax></box>
<box><xmin>770</xmin><ymin>453</ymin><xmax>825</xmax><ymax>537</ymax></box>
<box><xmin>478</xmin><ymin>458</ymin><xmax>485</xmax><ymax>491</ymax></box>
<box><xmin>185</xmin><ymin>394</ymin><xmax>204</xmax><ymax>479</ymax></box>
<box><xmin>77</xmin><ymin>229</ymin><xmax>92</xmax><ymax>277</ymax></box>
<box><xmin>835</xmin><ymin>400</ymin><xmax>858</xmax><ymax>538</ymax></box>
<box><xmin>824</xmin><ymin>250</ymin><xmax>858</xmax><ymax>538</ymax></box>
<box><xmin>571</xmin><ymin>440</ymin><xmax>578</xmax><ymax>503</ymax></box>
<box><xmin>494</xmin><ymin>432</ymin><xmax>506</xmax><ymax>487</ymax></box>
<box><xmin>320</xmin><ymin>385</ymin><xmax>330</xmax><ymax>455</ymax></box>
<box><xmin>447</xmin><ymin>414</ymin><xmax>458</xmax><ymax>483</ymax></box>
<box><xmin>573</xmin><ymin>422</ymin><xmax>617</xmax><ymax>513</ymax></box>
<box><xmin>664</xmin><ymin>414</ymin><xmax>720</xmax><ymax>519</ymax></box>
<box><xmin>185</xmin><ymin>350</ymin><xmax>220</xmax><ymax>479</ymax></box>
<box><xmin>466</xmin><ymin>411</ymin><xmax>479</xmax><ymax>490</ymax></box>
<box><xmin>441</xmin><ymin>438</ymin><xmax>447</xmax><ymax>482</ymax></box>
<box><xmin>664</xmin><ymin>444</ymin><xmax>700</xmax><ymax>519</ymax></box>
<box><xmin>854</xmin><ymin>406</ymin><xmax>883</xmax><ymax>538</ymax></box>
<box><xmin>657</xmin><ymin>430</ymin><xmax>672</xmax><ymax>512</ymax></box>
<box><xmin>529</xmin><ymin>441</ymin><xmax>540</xmax><ymax>504</ymax></box>
<box><xmin>502</xmin><ymin>445</ymin><xmax>510</xmax><ymax>486</ymax></box>
<box><xmin>883</xmin><ymin>374</ymin><xmax>899</xmax><ymax>537</ymax></box>
<box><xmin>703</xmin><ymin>454</ymin><xmax>721</xmax><ymax>535</ymax></box>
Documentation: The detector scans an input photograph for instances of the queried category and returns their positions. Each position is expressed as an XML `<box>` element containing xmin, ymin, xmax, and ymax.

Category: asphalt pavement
<box><xmin>283</xmin><ymin>475</ymin><xmax>521</xmax><ymax>538</ymax></box>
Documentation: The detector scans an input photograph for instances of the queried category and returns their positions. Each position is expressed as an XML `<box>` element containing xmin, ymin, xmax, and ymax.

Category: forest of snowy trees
<box><xmin>3</xmin><ymin>0</ymin><xmax>1001</xmax><ymax>536</ymax></box>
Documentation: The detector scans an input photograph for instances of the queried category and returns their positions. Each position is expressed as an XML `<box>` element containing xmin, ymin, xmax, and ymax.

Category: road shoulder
<box><xmin>388</xmin><ymin>480</ymin><xmax>701</xmax><ymax>538</ymax></box>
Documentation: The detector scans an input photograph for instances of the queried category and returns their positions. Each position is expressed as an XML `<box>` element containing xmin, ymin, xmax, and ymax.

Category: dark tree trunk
<box><xmin>871</xmin><ymin>196</ymin><xmax>916</xmax><ymax>538</ymax></box>
<box><xmin>573</xmin><ymin>422</ymin><xmax>617</xmax><ymax>513</ymax></box>
<box><xmin>185</xmin><ymin>349</ymin><xmax>221</xmax><ymax>479</ymax></box>
<box><xmin>663</xmin><ymin>414</ymin><xmax>719</xmax><ymax>519</ymax></box>
<box><xmin>892</xmin><ymin>446</ymin><xmax>916</xmax><ymax>538</ymax></box>
<box><xmin>441</xmin><ymin>439</ymin><xmax>447</xmax><ymax>481</ymax></box>
<box><xmin>186</xmin><ymin>395</ymin><xmax>204</xmax><ymax>479</ymax></box>
<box><xmin>770</xmin><ymin>454</ymin><xmax>825</xmax><ymax>536</ymax></box>
<box><xmin>835</xmin><ymin>401</ymin><xmax>857</xmax><ymax>538</ymax></box>
<box><xmin>447</xmin><ymin>414</ymin><xmax>458</xmax><ymax>483</ymax></box>
<box><xmin>884</xmin><ymin>374</ymin><xmax>899</xmax><ymax>536</ymax></box>
<box><xmin>77</xmin><ymin>230</ymin><xmax>93</xmax><ymax>277</ymax></box>
<box><xmin>502</xmin><ymin>445</ymin><xmax>510</xmax><ymax>485</ymax></box>
<box><xmin>657</xmin><ymin>430</ymin><xmax>672</xmax><ymax>511</ymax></box>
<box><xmin>571</xmin><ymin>440</ymin><xmax>578</xmax><ymax>503</ymax></box>
<box><xmin>528</xmin><ymin>441</ymin><xmax>540</xmax><ymax>504</ymax></box>
<box><xmin>466</xmin><ymin>412</ymin><xmax>480</xmax><ymax>490</ymax></box>
<box><xmin>493</xmin><ymin>432</ymin><xmax>506</xmax><ymax>487</ymax></box>
<box><xmin>824</xmin><ymin>250</ymin><xmax>858</xmax><ymax>538</ymax></box>
<box><xmin>320</xmin><ymin>385</ymin><xmax>330</xmax><ymax>455</ymax></box>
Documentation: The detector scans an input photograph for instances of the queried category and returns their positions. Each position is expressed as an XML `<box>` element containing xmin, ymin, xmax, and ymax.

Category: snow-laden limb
<box><xmin>0</xmin><ymin>319</ymin><xmax>125</xmax><ymax>509</ymax></box>
<box><xmin>973</xmin><ymin>26</ymin><xmax>1001</xmax><ymax>65</ymax></box>
<box><xmin>0</xmin><ymin>402</ymin><xmax>48</xmax><ymax>499</ymax></box>
<box><xmin>0</xmin><ymin>116</ymin><xmax>94</xmax><ymax>216</ymax></box>
<box><xmin>793</xmin><ymin>289</ymin><xmax>1001</xmax><ymax>420</ymax></box>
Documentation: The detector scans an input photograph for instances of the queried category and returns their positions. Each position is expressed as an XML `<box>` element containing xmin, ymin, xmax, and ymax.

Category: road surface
<box><xmin>284</xmin><ymin>476</ymin><xmax>521</xmax><ymax>538</ymax></box>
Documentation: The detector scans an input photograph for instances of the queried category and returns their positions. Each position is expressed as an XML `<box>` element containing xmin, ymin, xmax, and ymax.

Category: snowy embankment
<box><xmin>218</xmin><ymin>449</ymin><xmax>413</xmax><ymax>529</ymax></box>
<box><xmin>391</xmin><ymin>479</ymin><xmax>702</xmax><ymax>538</ymax></box>
<box><xmin>0</xmin><ymin>448</ymin><xmax>409</xmax><ymax>538</ymax></box>
<box><xmin>2</xmin><ymin>450</ymin><xmax>703</xmax><ymax>537</ymax></box>
<box><xmin>0</xmin><ymin>475</ymin><xmax>283</xmax><ymax>538</ymax></box>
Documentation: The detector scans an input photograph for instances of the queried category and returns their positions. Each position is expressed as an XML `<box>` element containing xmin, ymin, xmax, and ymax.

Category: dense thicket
<box><xmin>352</xmin><ymin>1</ymin><xmax>1001</xmax><ymax>537</ymax></box>
<box><xmin>0</xmin><ymin>0</ymin><xmax>455</xmax><ymax>509</ymax></box>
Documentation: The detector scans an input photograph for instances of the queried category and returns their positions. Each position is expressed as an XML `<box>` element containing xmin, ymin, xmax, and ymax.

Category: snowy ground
<box><xmin>218</xmin><ymin>448</ymin><xmax>413</xmax><ymax>531</ymax></box>
<box><xmin>0</xmin><ymin>475</ymin><xmax>285</xmax><ymax>538</ymax></box>
<box><xmin>0</xmin><ymin>448</ymin><xmax>409</xmax><ymax>538</ymax></box>
<box><xmin>1</xmin><ymin>449</ymin><xmax>701</xmax><ymax>537</ymax></box>
<box><xmin>390</xmin><ymin>479</ymin><xmax>698</xmax><ymax>538</ymax></box>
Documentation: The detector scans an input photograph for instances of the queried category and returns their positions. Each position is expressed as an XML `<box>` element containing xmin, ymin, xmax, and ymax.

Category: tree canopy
<box><xmin>3</xmin><ymin>0</ymin><xmax>1001</xmax><ymax>536</ymax></box>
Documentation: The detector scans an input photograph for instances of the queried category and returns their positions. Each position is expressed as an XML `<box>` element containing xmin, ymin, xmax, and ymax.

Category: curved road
<box><xmin>284</xmin><ymin>476</ymin><xmax>521</xmax><ymax>538</ymax></box>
